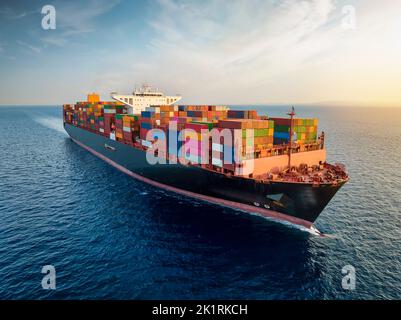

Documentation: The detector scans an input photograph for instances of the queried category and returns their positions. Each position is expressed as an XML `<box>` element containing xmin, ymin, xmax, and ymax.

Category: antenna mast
<box><xmin>287</xmin><ymin>107</ymin><xmax>296</xmax><ymax>170</ymax></box>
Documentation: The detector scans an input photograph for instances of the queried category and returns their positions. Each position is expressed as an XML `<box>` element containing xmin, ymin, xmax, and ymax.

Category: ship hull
<box><xmin>64</xmin><ymin>123</ymin><xmax>345</xmax><ymax>228</ymax></box>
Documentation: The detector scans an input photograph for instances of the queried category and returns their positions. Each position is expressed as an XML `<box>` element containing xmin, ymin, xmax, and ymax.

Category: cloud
<box><xmin>103</xmin><ymin>0</ymin><xmax>398</xmax><ymax>106</ymax></box>
<box><xmin>40</xmin><ymin>37</ymin><xmax>68</xmax><ymax>47</ymax></box>
<box><xmin>0</xmin><ymin>7</ymin><xmax>37</xmax><ymax>20</ymax></box>
<box><xmin>55</xmin><ymin>0</ymin><xmax>121</xmax><ymax>36</ymax></box>
<box><xmin>104</xmin><ymin>0</ymin><xmax>340</xmax><ymax>103</ymax></box>
<box><xmin>36</xmin><ymin>0</ymin><xmax>121</xmax><ymax>49</ymax></box>
<box><xmin>2</xmin><ymin>0</ymin><xmax>401</xmax><ymax>106</ymax></box>
<box><xmin>16</xmin><ymin>40</ymin><xmax>41</xmax><ymax>54</ymax></box>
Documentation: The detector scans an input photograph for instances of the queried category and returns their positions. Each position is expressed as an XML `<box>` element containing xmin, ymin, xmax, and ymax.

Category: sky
<box><xmin>0</xmin><ymin>0</ymin><xmax>400</xmax><ymax>106</ymax></box>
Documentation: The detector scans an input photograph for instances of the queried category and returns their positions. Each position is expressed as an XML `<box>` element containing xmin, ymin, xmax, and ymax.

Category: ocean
<box><xmin>0</xmin><ymin>105</ymin><xmax>400</xmax><ymax>299</ymax></box>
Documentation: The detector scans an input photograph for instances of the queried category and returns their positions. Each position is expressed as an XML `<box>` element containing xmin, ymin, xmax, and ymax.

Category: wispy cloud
<box><xmin>40</xmin><ymin>36</ymin><xmax>68</xmax><ymax>47</ymax></box>
<box><xmin>107</xmin><ymin>0</ymin><xmax>340</xmax><ymax>103</ymax></box>
<box><xmin>17</xmin><ymin>40</ymin><xmax>41</xmax><ymax>54</ymax></box>
<box><xmin>36</xmin><ymin>0</ymin><xmax>121</xmax><ymax>49</ymax></box>
<box><xmin>0</xmin><ymin>6</ymin><xmax>37</xmax><ymax>20</ymax></box>
<box><xmin>56</xmin><ymin>0</ymin><xmax>121</xmax><ymax>36</ymax></box>
<box><xmin>2</xmin><ymin>0</ymin><xmax>401</xmax><ymax>106</ymax></box>
<box><xmin>100</xmin><ymin>0</ymin><xmax>400</xmax><ymax>106</ymax></box>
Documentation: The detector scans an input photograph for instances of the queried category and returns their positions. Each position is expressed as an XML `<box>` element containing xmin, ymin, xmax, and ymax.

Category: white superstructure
<box><xmin>111</xmin><ymin>84</ymin><xmax>181</xmax><ymax>114</ymax></box>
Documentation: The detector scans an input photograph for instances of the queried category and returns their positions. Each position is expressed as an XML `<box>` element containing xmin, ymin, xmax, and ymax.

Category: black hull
<box><xmin>64</xmin><ymin>123</ymin><xmax>345</xmax><ymax>228</ymax></box>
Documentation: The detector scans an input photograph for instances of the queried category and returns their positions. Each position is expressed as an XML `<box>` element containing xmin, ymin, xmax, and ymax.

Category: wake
<box><xmin>32</xmin><ymin>115</ymin><xmax>66</xmax><ymax>134</ymax></box>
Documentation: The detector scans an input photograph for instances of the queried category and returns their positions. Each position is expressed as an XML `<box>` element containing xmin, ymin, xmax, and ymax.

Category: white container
<box><xmin>141</xmin><ymin>140</ymin><xmax>152</xmax><ymax>148</ymax></box>
<box><xmin>212</xmin><ymin>143</ymin><xmax>223</xmax><ymax>152</ymax></box>
<box><xmin>99</xmin><ymin>128</ymin><xmax>104</xmax><ymax>133</ymax></box>
<box><xmin>146</xmin><ymin>107</ymin><xmax>160</xmax><ymax>113</ymax></box>
<box><xmin>123</xmin><ymin>126</ymin><xmax>131</xmax><ymax>133</ymax></box>
<box><xmin>109</xmin><ymin>133</ymin><xmax>116</xmax><ymax>141</ymax></box>
<box><xmin>212</xmin><ymin>157</ymin><xmax>223</xmax><ymax>167</ymax></box>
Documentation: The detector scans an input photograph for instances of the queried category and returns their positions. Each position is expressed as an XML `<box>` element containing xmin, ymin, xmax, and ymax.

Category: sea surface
<box><xmin>0</xmin><ymin>105</ymin><xmax>400</xmax><ymax>300</ymax></box>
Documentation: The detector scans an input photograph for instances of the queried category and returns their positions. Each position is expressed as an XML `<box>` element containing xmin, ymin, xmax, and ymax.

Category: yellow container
<box><xmin>87</xmin><ymin>93</ymin><xmax>100</xmax><ymax>103</ymax></box>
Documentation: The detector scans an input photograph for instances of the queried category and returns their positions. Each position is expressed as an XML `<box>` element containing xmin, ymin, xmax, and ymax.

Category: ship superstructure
<box><xmin>111</xmin><ymin>84</ymin><xmax>181</xmax><ymax>114</ymax></box>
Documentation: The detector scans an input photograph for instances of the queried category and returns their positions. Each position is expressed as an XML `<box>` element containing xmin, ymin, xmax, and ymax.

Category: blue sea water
<box><xmin>0</xmin><ymin>105</ymin><xmax>400</xmax><ymax>300</ymax></box>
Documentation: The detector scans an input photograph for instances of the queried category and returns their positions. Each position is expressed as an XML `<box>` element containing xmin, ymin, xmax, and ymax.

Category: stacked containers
<box><xmin>104</xmin><ymin>105</ymin><xmax>116</xmax><ymax>137</ymax></box>
<box><xmin>177</xmin><ymin>105</ymin><xmax>228</xmax><ymax>122</ymax></box>
<box><xmin>271</xmin><ymin>118</ymin><xmax>318</xmax><ymax>145</ymax></box>
<box><xmin>64</xmin><ymin>98</ymin><xmax>127</xmax><ymax>139</ymax></box>
<box><xmin>122</xmin><ymin>115</ymin><xmax>136</xmax><ymax>145</ymax></box>
<box><xmin>65</xmin><ymin>98</ymin><xmax>319</xmax><ymax>171</ymax></box>
<box><xmin>140</xmin><ymin>111</ymin><xmax>155</xmax><ymax>141</ymax></box>
<box><xmin>215</xmin><ymin>119</ymin><xmax>274</xmax><ymax>169</ymax></box>
<box><xmin>115</xmin><ymin>114</ymin><xmax>124</xmax><ymax>141</ymax></box>
<box><xmin>183</xmin><ymin>122</ymin><xmax>214</xmax><ymax>164</ymax></box>
<box><xmin>146</xmin><ymin>105</ymin><xmax>179</xmax><ymax>126</ymax></box>
<box><xmin>227</xmin><ymin>110</ymin><xmax>258</xmax><ymax>119</ymax></box>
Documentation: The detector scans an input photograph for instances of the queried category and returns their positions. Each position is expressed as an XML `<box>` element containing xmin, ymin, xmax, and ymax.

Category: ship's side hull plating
<box><xmin>64</xmin><ymin>123</ymin><xmax>345</xmax><ymax>228</ymax></box>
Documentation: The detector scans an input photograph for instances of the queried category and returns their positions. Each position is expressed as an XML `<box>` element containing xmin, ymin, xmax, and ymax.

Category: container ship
<box><xmin>63</xmin><ymin>86</ymin><xmax>348</xmax><ymax>230</ymax></box>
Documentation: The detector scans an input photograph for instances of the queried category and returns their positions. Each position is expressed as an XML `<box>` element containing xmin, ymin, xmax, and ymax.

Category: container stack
<box><xmin>271</xmin><ymin>118</ymin><xmax>318</xmax><ymax>145</ymax></box>
<box><xmin>140</xmin><ymin>111</ymin><xmax>158</xmax><ymax>140</ymax></box>
<box><xmin>64</xmin><ymin>95</ymin><xmax>321</xmax><ymax>173</ymax></box>
<box><xmin>63</xmin><ymin>100</ymin><xmax>127</xmax><ymax>139</ymax></box>
<box><xmin>145</xmin><ymin>105</ymin><xmax>179</xmax><ymax>126</ymax></box>
<box><xmin>182</xmin><ymin>122</ymin><xmax>214</xmax><ymax>164</ymax></box>
<box><xmin>177</xmin><ymin>105</ymin><xmax>229</xmax><ymax>122</ymax></box>
<box><xmin>227</xmin><ymin>110</ymin><xmax>258</xmax><ymax>119</ymax></box>
<box><xmin>212</xmin><ymin>119</ymin><xmax>275</xmax><ymax>169</ymax></box>
<box><xmin>122</xmin><ymin>115</ymin><xmax>140</xmax><ymax>145</ymax></box>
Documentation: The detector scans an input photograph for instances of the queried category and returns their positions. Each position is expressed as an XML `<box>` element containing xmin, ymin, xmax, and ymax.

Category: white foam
<box><xmin>33</xmin><ymin>116</ymin><xmax>66</xmax><ymax>134</ymax></box>
<box><xmin>241</xmin><ymin>209</ymin><xmax>325</xmax><ymax>236</ymax></box>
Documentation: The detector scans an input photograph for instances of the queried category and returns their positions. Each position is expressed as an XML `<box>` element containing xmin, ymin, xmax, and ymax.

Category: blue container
<box><xmin>273</xmin><ymin>132</ymin><xmax>290</xmax><ymax>140</ymax></box>
<box><xmin>141</xmin><ymin>111</ymin><xmax>154</xmax><ymax>118</ymax></box>
<box><xmin>141</xmin><ymin>122</ymin><xmax>152</xmax><ymax>130</ymax></box>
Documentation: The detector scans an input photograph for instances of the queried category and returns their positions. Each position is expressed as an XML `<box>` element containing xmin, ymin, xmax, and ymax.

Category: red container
<box><xmin>140</xmin><ymin>128</ymin><xmax>148</xmax><ymax>140</ymax></box>
<box><xmin>185</xmin><ymin>123</ymin><xmax>209</xmax><ymax>132</ymax></box>
<box><xmin>270</xmin><ymin>118</ymin><xmax>291</xmax><ymax>126</ymax></box>
<box><xmin>123</xmin><ymin>131</ymin><xmax>133</xmax><ymax>143</ymax></box>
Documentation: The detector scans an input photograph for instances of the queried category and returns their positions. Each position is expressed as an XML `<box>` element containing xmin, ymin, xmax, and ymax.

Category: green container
<box><xmin>255</xmin><ymin>128</ymin><xmax>268</xmax><ymax>137</ymax></box>
<box><xmin>116</xmin><ymin>114</ymin><xmax>124</xmax><ymax>120</ymax></box>
<box><xmin>190</xmin><ymin>121</ymin><xmax>214</xmax><ymax>131</ymax></box>
<box><xmin>128</xmin><ymin>115</ymin><xmax>139</xmax><ymax>121</ymax></box>
<box><xmin>275</xmin><ymin>125</ymin><xmax>289</xmax><ymax>133</ymax></box>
